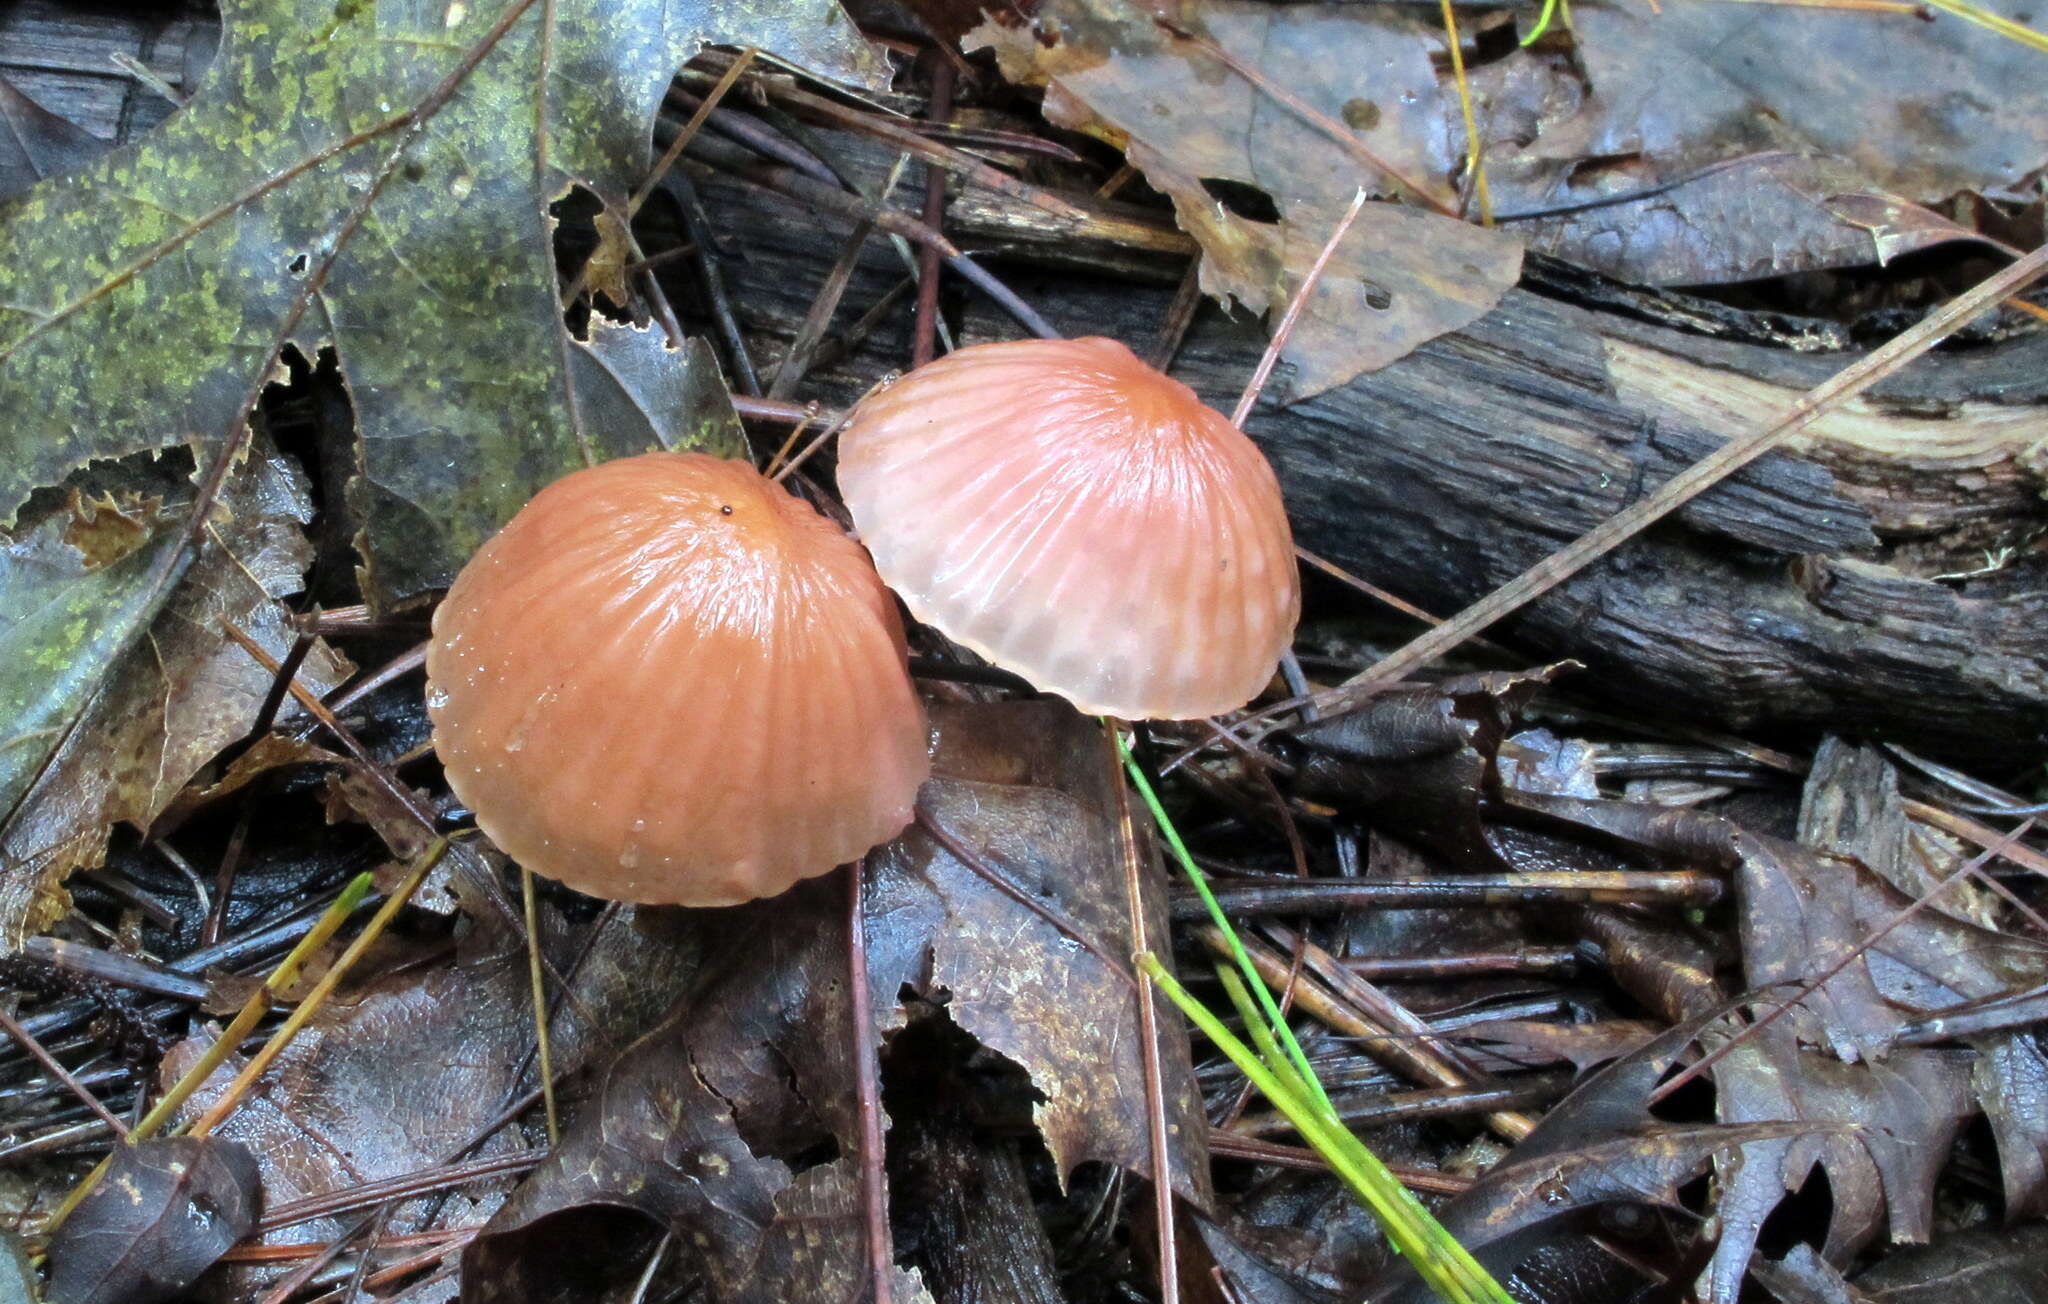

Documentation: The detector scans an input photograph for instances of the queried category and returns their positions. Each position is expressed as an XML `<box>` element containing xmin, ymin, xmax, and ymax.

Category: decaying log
<box><xmin>690</xmin><ymin>159</ymin><xmax>2048</xmax><ymax>762</ymax></box>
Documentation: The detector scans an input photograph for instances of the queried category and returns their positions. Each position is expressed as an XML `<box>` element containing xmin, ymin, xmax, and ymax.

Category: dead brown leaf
<box><xmin>969</xmin><ymin>0</ymin><xmax>1520</xmax><ymax>400</ymax></box>
<box><xmin>45</xmin><ymin>1136</ymin><xmax>259</xmax><ymax>1304</ymax></box>
<box><xmin>466</xmin><ymin>699</ymin><xmax>1207</xmax><ymax>1301</ymax></box>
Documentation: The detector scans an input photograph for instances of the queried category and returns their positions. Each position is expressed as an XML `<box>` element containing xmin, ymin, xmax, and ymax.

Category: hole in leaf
<box><xmin>1197</xmin><ymin>177</ymin><xmax>1281</xmax><ymax>224</ymax></box>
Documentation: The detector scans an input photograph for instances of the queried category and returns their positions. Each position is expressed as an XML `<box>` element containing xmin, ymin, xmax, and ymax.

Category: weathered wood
<box><xmin>0</xmin><ymin>1</ymin><xmax>212</xmax><ymax>147</ymax></box>
<box><xmin>685</xmin><ymin>155</ymin><xmax>2047</xmax><ymax>761</ymax></box>
<box><xmin>893</xmin><ymin>1112</ymin><xmax>1069</xmax><ymax>1304</ymax></box>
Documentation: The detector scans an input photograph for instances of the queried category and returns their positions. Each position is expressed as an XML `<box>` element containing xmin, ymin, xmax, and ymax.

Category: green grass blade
<box><xmin>1142</xmin><ymin>954</ymin><xmax>1513</xmax><ymax>1304</ymax></box>
<box><xmin>1116</xmin><ymin>731</ymin><xmax>1337</xmax><ymax>1119</ymax></box>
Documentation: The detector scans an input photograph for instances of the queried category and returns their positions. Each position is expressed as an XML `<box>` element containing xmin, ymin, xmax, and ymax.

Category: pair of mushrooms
<box><xmin>426</xmin><ymin>337</ymin><xmax>1298</xmax><ymax>906</ymax></box>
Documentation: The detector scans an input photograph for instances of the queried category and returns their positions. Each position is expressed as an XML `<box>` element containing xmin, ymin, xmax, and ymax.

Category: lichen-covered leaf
<box><xmin>0</xmin><ymin>0</ymin><xmax>878</xmax><ymax>916</ymax></box>
<box><xmin>568</xmin><ymin>324</ymin><xmax>748</xmax><ymax>458</ymax></box>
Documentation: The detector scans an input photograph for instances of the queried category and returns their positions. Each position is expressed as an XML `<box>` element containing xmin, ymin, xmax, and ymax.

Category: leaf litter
<box><xmin>466</xmin><ymin>700</ymin><xmax>1206</xmax><ymax>1302</ymax></box>
<box><xmin>1286</xmin><ymin>673</ymin><xmax>2048</xmax><ymax>1299</ymax></box>
<box><xmin>2</xmin><ymin>0</ymin><xmax>2045</xmax><ymax>1300</ymax></box>
<box><xmin>0</xmin><ymin>0</ymin><xmax>879</xmax><ymax>902</ymax></box>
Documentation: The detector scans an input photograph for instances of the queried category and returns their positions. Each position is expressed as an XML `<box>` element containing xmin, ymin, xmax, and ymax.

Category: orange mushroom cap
<box><xmin>426</xmin><ymin>452</ymin><xmax>930</xmax><ymax>906</ymax></box>
<box><xmin>837</xmin><ymin>337</ymin><xmax>1299</xmax><ymax>720</ymax></box>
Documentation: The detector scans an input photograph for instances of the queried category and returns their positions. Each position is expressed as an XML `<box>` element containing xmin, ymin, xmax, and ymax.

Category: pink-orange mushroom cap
<box><xmin>838</xmin><ymin>337</ymin><xmax>1299</xmax><ymax>720</ymax></box>
<box><xmin>426</xmin><ymin>452</ymin><xmax>930</xmax><ymax>907</ymax></box>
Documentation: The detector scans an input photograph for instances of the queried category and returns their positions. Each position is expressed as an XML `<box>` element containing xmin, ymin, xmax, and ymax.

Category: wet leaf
<box><xmin>464</xmin><ymin>878</ymin><xmax>878</xmax><ymax>1304</ymax></box>
<box><xmin>0</xmin><ymin>1228</ymin><xmax>34</xmax><ymax>1304</ymax></box>
<box><xmin>0</xmin><ymin>75</ymin><xmax>106</xmax><ymax>202</ymax></box>
<box><xmin>868</xmin><ymin>699</ymin><xmax>1211</xmax><ymax>1195</ymax></box>
<box><xmin>1503</xmin><ymin>153</ymin><xmax>2000</xmax><ymax>286</ymax></box>
<box><xmin>0</xmin><ymin>441</ymin><xmax>350</xmax><ymax>945</ymax></box>
<box><xmin>1477</xmin><ymin>0</ymin><xmax>2048</xmax><ymax>281</ymax></box>
<box><xmin>1294</xmin><ymin>675</ymin><xmax>2048</xmax><ymax>1297</ymax></box>
<box><xmin>1376</xmin><ymin>1120</ymin><xmax>1822</xmax><ymax>1304</ymax></box>
<box><xmin>1855</xmin><ymin>1223</ymin><xmax>2048</xmax><ymax>1302</ymax></box>
<box><xmin>468</xmin><ymin>700</ymin><xmax>1207</xmax><ymax>1302</ymax></box>
<box><xmin>969</xmin><ymin>0</ymin><xmax>1520</xmax><ymax>401</ymax></box>
<box><xmin>567</xmin><ymin>325</ymin><xmax>748</xmax><ymax>459</ymax></box>
<box><xmin>0</xmin><ymin>0</ymin><xmax>881</xmax><ymax>854</ymax></box>
<box><xmin>45</xmin><ymin>1136</ymin><xmax>260</xmax><ymax>1304</ymax></box>
<box><xmin>163</xmin><ymin>909</ymin><xmax>700</xmax><ymax>1298</ymax></box>
<box><xmin>1701</xmin><ymin>1028</ymin><xmax>1970</xmax><ymax>1304</ymax></box>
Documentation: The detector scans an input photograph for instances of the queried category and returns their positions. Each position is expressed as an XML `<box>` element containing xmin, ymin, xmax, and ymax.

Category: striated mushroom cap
<box><xmin>837</xmin><ymin>337</ymin><xmax>1299</xmax><ymax>720</ymax></box>
<box><xmin>426</xmin><ymin>452</ymin><xmax>930</xmax><ymax>906</ymax></box>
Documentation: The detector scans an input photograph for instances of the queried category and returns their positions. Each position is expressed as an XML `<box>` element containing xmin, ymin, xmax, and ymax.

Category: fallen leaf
<box><xmin>1292</xmin><ymin>673</ymin><xmax>2048</xmax><ymax>1297</ymax></box>
<box><xmin>1502</xmin><ymin>153</ymin><xmax>2002</xmax><ymax>286</ymax></box>
<box><xmin>1376</xmin><ymin>1119</ymin><xmax>1824</xmax><ymax>1303</ymax></box>
<box><xmin>868</xmin><ymin>699</ymin><xmax>1211</xmax><ymax>1195</ymax></box>
<box><xmin>0</xmin><ymin>1228</ymin><xmax>35</xmax><ymax>1304</ymax></box>
<box><xmin>0</xmin><ymin>439</ymin><xmax>349</xmax><ymax>945</ymax></box>
<box><xmin>0</xmin><ymin>0</ymin><xmax>881</xmax><ymax>862</ymax></box>
<box><xmin>161</xmin><ymin>908</ymin><xmax>701</xmax><ymax>1300</ymax></box>
<box><xmin>463</xmin><ymin>878</ymin><xmax>883</xmax><ymax>1304</ymax></box>
<box><xmin>1475</xmin><ymin>0</ymin><xmax>2048</xmax><ymax>281</ymax></box>
<box><xmin>568</xmin><ymin>325</ymin><xmax>748</xmax><ymax>458</ymax></box>
<box><xmin>1856</xmin><ymin>1223</ymin><xmax>2048</xmax><ymax>1302</ymax></box>
<box><xmin>969</xmin><ymin>0</ymin><xmax>1520</xmax><ymax>400</ymax></box>
<box><xmin>468</xmin><ymin>700</ymin><xmax>1208</xmax><ymax>1301</ymax></box>
<box><xmin>45</xmin><ymin>1136</ymin><xmax>260</xmax><ymax>1304</ymax></box>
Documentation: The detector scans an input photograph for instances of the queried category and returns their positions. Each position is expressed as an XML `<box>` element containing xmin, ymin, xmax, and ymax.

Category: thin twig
<box><xmin>220</xmin><ymin>621</ymin><xmax>535</xmax><ymax>944</ymax></box>
<box><xmin>681</xmin><ymin>138</ymin><xmax>1059</xmax><ymax>339</ymax></box>
<box><xmin>668</xmin><ymin>170</ymin><xmax>763</xmax><ymax>394</ymax></box>
<box><xmin>0</xmin><ymin>1006</ymin><xmax>127</xmax><ymax>1137</ymax></box>
<box><xmin>1106</xmin><ymin>725</ymin><xmax>1180</xmax><ymax>1304</ymax></box>
<box><xmin>1231</xmin><ymin>188</ymin><xmax>1368</xmax><ymax>427</ymax></box>
<box><xmin>912</xmin><ymin>58</ymin><xmax>956</xmax><ymax>371</ymax></box>
<box><xmin>1149</xmin><ymin>256</ymin><xmax>1205</xmax><ymax>372</ymax></box>
<box><xmin>520</xmin><ymin>867</ymin><xmax>559</xmax><ymax>1145</ymax></box>
<box><xmin>847</xmin><ymin>860</ymin><xmax>893</xmax><ymax>1304</ymax></box>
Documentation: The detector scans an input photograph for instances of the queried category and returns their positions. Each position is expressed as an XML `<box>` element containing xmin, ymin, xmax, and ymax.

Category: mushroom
<box><xmin>425</xmin><ymin>451</ymin><xmax>930</xmax><ymax>906</ymax></box>
<box><xmin>837</xmin><ymin>336</ymin><xmax>1298</xmax><ymax>720</ymax></box>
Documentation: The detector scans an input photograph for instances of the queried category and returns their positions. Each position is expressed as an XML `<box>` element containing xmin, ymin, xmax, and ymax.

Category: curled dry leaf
<box><xmin>1293</xmin><ymin>674</ymin><xmax>2048</xmax><ymax>1298</ymax></box>
<box><xmin>969</xmin><ymin>0</ymin><xmax>1520</xmax><ymax>400</ymax></box>
<box><xmin>44</xmin><ymin>1136</ymin><xmax>260</xmax><ymax>1304</ymax></box>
